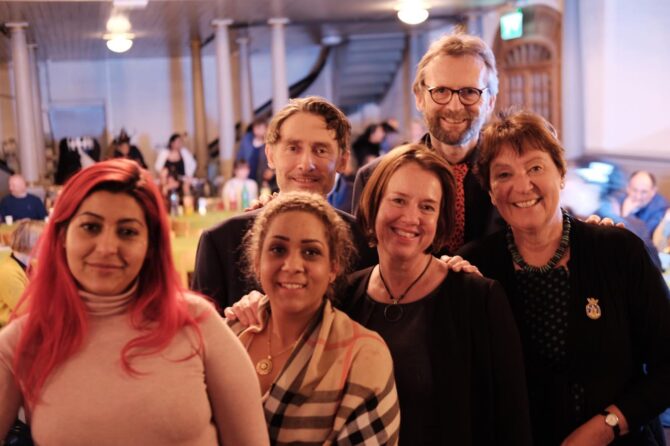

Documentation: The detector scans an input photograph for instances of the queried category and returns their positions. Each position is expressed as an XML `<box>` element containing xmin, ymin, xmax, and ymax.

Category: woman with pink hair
<box><xmin>0</xmin><ymin>159</ymin><xmax>268</xmax><ymax>445</ymax></box>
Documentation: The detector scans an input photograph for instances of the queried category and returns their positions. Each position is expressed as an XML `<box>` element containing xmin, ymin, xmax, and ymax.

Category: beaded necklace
<box><xmin>506</xmin><ymin>208</ymin><xmax>571</xmax><ymax>274</ymax></box>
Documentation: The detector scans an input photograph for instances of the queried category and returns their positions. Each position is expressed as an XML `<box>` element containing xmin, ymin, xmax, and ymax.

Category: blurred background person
<box><xmin>654</xmin><ymin>209</ymin><xmax>670</xmax><ymax>271</ymax></box>
<box><xmin>0</xmin><ymin>220</ymin><xmax>45</xmax><ymax>327</ymax></box>
<box><xmin>112</xmin><ymin>130</ymin><xmax>147</xmax><ymax>169</ymax></box>
<box><xmin>0</xmin><ymin>175</ymin><xmax>47</xmax><ymax>223</ymax></box>
<box><xmin>231</xmin><ymin>192</ymin><xmax>400</xmax><ymax>444</ymax></box>
<box><xmin>155</xmin><ymin>133</ymin><xmax>197</xmax><ymax>200</ymax></box>
<box><xmin>612</xmin><ymin>171</ymin><xmax>668</xmax><ymax>240</ymax></box>
<box><xmin>352</xmin><ymin>123</ymin><xmax>385</xmax><ymax>167</ymax></box>
<box><xmin>0</xmin><ymin>159</ymin><xmax>268</xmax><ymax>445</ymax></box>
<box><xmin>461</xmin><ymin>110</ymin><xmax>670</xmax><ymax>445</ymax></box>
<box><xmin>222</xmin><ymin>159</ymin><xmax>258</xmax><ymax>211</ymax></box>
<box><xmin>236</xmin><ymin>118</ymin><xmax>269</xmax><ymax>184</ymax></box>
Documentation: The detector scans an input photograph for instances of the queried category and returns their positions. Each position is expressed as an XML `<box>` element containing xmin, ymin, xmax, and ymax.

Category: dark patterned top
<box><xmin>516</xmin><ymin>267</ymin><xmax>585</xmax><ymax>426</ymax></box>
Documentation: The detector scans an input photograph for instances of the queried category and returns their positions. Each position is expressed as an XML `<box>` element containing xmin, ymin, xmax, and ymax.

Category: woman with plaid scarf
<box><xmin>229</xmin><ymin>192</ymin><xmax>400</xmax><ymax>445</ymax></box>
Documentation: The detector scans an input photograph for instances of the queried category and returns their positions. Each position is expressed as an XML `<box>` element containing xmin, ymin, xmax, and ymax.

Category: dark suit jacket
<box><xmin>344</xmin><ymin>269</ymin><xmax>533</xmax><ymax>446</ymax></box>
<box><xmin>191</xmin><ymin>208</ymin><xmax>377</xmax><ymax>311</ymax></box>
<box><xmin>460</xmin><ymin>218</ymin><xmax>670</xmax><ymax>445</ymax></box>
<box><xmin>351</xmin><ymin>134</ymin><xmax>501</xmax><ymax>253</ymax></box>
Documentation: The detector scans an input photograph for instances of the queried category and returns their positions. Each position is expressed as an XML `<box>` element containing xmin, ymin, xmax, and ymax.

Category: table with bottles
<box><xmin>168</xmin><ymin>209</ymin><xmax>239</xmax><ymax>286</ymax></box>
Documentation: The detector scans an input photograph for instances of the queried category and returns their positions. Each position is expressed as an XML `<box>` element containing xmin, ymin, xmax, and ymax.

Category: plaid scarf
<box><xmin>229</xmin><ymin>298</ymin><xmax>400</xmax><ymax>445</ymax></box>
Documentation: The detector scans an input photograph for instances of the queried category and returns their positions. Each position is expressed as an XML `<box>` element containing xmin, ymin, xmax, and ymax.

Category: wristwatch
<box><xmin>600</xmin><ymin>410</ymin><xmax>621</xmax><ymax>437</ymax></box>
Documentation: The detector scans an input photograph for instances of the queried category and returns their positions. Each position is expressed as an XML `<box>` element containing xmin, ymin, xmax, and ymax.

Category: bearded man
<box><xmin>352</xmin><ymin>33</ymin><xmax>501</xmax><ymax>253</ymax></box>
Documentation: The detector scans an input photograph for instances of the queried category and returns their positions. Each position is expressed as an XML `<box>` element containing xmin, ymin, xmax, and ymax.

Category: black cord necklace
<box><xmin>506</xmin><ymin>208</ymin><xmax>571</xmax><ymax>274</ymax></box>
<box><xmin>378</xmin><ymin>255</ymin><xmax>433</xmax><ymax>322</ymax></box>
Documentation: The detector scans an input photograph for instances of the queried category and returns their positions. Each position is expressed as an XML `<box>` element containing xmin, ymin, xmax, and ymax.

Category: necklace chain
<box><xmin>255</xmin><ymin>318</ymin><xmax>299</xmax><ymax>376</ymax></box>
<box><xmin>267</xmin><ymin>318</ymin><xmax>298</xmax><ymax>358</ymax></box>
<box><xmin>378</xmin><ymin>255</ymin><xmax>433</xmax><ymax>304</ymax></box>
<box><xmin>506</xmin><ymin>208</ymin><xmax>571</xmax><ymax>274</ymax></box>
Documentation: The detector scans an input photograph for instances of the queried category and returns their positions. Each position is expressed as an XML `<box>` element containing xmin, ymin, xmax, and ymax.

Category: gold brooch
<box><xmin>585</xmin><ymin>297</ymin><xmax>602</xmax><ymax>320</ymax></box>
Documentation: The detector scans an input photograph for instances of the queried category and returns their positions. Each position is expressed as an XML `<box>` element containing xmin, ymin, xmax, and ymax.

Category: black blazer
<box><xmin>345</xmin><ymin>268</ymin><xmax>533</xmax><ymax>446</ymax></box>
<box><xmin>460</xmin><ymin>218</ymin><xmax>670</xmax><ymax>445</ymax></box>
<box><xmin>191</xmin><ymin>208</ymin><xmax>377</xmax><ymax>311</ymax></box>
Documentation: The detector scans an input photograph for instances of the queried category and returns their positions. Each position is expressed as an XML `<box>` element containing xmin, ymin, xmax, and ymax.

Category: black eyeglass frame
<box><xmin>424</xmin><ymin>85</ymin><xmax>489</xmax><ymax>106</ymax></box>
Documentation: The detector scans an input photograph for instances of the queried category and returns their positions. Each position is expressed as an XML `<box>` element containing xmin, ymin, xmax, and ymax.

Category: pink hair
<box><xmin>13</xmin><ymin>159</ymin><xmax>202</xmax><ymax>409</ymax></box>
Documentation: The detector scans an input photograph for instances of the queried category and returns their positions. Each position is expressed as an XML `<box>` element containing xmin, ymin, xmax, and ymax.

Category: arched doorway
<box><xmin>493</xmin><ymin>5</ymin><xmax>562</xmax><ymax>132</ymax></box>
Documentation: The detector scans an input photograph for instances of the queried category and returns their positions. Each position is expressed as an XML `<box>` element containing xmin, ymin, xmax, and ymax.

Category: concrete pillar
<box><xmin>562</xmin><ymin>0</ymin><xmax>585</xmax><ymax>159</ymax></box>
<box><xmin>190</xmin><ymin>38</ymin><xmax>209</xmax><ymax>178</ymax></box>
<box><xmin>268</xmin><ymin>18</ymin><xmax>290</xmax><ymax>114</ymax></box>
<box><xmin>6</xmin><ymin>22</ymin><xmax>38</xmax><ymax>183</ymax></box>
<box><xmin>28</xmin><ymin>44</ymin><xmax>46</xmax><ymax>179</ymax></box>
<box><xmin>408</xmin><ymin>30</ymin><xmax>423</xmax><ymax>121</ymax></box>
<box><xmin>236</xmin><ymin>35</ymin><xmax>254</xmax><ymax>132</ymax></box>
<box><xmin>212</xmin><ymin>19</ymin><xmax>235</xmax><ymax>180</ymax></box>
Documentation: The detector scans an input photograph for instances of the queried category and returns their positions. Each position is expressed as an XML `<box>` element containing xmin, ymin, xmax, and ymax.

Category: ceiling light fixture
<box><xmin>397</xmin><ymin>1</ymin><xmax>430</xmax><ymax>25</ymax></box>
<box><xmin>105</xmin><ymin>33</ymin><xmax>134</xmax><ymax>53</ymax></box>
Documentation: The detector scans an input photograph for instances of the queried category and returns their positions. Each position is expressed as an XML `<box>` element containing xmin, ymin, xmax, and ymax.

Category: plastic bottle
<box><xmin>169</xmin><ymin>190</ymin><xmax>179</xmax><ymax>216</ymax></box>
<box><xmin>241</xmin><ymin>183</ymin><xmax>250</xmax><ymax>210</ymax></box>
<box><xmin>198</xmin><ymin>197</ymin><xmax>207</xmax><ymax>216</ymax></box>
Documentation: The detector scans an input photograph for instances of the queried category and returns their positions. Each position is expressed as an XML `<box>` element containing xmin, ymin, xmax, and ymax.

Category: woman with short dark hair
<box><xmin>460</xmin><ymin>109</ymin><xmax>670</xmax><ymax>445</ymax></box>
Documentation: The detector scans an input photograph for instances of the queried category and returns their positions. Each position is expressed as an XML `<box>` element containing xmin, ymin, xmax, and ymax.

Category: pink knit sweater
<box><xmin>0</xmin><ymin>285</ymin><xmax>268</xmax><ymax>445</ymax></box>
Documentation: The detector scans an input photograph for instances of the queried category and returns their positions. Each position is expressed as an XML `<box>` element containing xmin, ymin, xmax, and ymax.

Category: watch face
<box><xmin>605</xmin><ymin>413</ymin><xmax>619</xmax><ymax>427</ymax></box>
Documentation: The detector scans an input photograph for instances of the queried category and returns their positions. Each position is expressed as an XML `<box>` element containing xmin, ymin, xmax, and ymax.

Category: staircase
<box><xmin>334</xmin><ymin>33</ymin><xmax>407</xmax><ymax>114</ymax></box>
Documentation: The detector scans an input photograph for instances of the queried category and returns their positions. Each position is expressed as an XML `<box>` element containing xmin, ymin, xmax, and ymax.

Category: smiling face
<box><xmin>64</xmin><ymin>191</ymin><xmax>148</xmax><ymax>296</ymax></box>
<box><xmin>626</xmin><ymin>172</ymin><xmax>657</xmax><ymax>209</ymax></box>
<box><xmin>258</xmin><ymin>210</ymin><xmax>336</xmax><ymax>319</ymax></box>
<box><xmin>265</xmin><ymin>112</ymin><xmax>349</xmax><ymax>196</ymax></box>
<box><xmin>374</xmin><ymin>163</ymin><xmax>442</xmax><ymax>262</ymax></box>
<box><xmin>415</xmin><ymin>54</ymin><xmax>495</xmax><ymax>148</ymax></box>
<box><xmin>488</xmin><ymin>144</ymin><xmax>564</xmax><ymax>233</ymax></box>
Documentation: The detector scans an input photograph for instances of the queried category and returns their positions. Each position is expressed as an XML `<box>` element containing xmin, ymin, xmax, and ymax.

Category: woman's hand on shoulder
<box><xmin>438</xmin><ymin>255</ymin><xmax>482</xmax><ymax>277</ymax></box>
<box><xmin>245</xmin><ymin>192</ymin><xmax>278</xmax><ymax>212</ymax></box>
<box><xmin>223</xmin><ymin>290</ymin><xmax>264</xmax><ymax>326</ymax></box>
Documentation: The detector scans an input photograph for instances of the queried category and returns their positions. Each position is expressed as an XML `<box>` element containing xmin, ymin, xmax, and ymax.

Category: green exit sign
<box><xmin>500</xmin><ymin>9</ymin><xmax>523</xmax><ymax>40</ymax></box>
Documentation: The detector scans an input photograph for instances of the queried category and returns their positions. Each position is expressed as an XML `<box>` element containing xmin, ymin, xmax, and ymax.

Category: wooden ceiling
<box><xmin>0</xmin><ymin>0</ymin><xmax>507</xmax><ymax>62</ymax></box>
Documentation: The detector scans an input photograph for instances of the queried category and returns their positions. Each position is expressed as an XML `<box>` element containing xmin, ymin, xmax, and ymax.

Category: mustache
<box><xmin>439</xmin><ymin>110</ymin><xmax>475</xmax><ymax>120</ymax></box>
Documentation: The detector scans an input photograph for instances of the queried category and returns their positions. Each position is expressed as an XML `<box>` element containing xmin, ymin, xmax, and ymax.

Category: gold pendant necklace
<box><xmin>255</xmin><ymin>319</ymin><xmax>298</xmax><ymax>376</ymax></box>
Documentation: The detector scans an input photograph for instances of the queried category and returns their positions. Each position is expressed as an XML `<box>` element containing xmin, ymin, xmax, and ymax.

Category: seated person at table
<box><xmin>112</xmin><ymin>132</ymin><xmax>147</xmax><ymax>169</ymax></box>
<box><xmin>191</xmin><ymin>97</ymin><xmax>376</xmax><ymax>310</ymax></box>
<box><xmin>222</xmin><ymin>159</ymin><xmax>258</xmax><ymax>211</ymax></box>
<box><xmin>230</xmin><ymin>191</ymin><xmax>399</xmax><ymax>444</ymax></box>
<box><xmin>155</xmin><ymin>133</ymin><xmax>197</xmax><ymax>199</ymax></box>
<box><xmin>0</xmin><ymin>159</ymin><xmax>267</xmax><ymax>445</ymax></box>
<box><xmin>0</xmin><ymin>220</ymin><xmax>45</xmax><ymax>327</ymax></box>
<box><xmin>0</xmin><ymin>175</ymin><xmax>47</xmax><ymax>222</ymax></box>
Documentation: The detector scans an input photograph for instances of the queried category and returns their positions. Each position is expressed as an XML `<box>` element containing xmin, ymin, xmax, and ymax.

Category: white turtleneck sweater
<box><xmin>0</xmin><ymin>286</ymin><xmax>268</xmax><ymax>446</ymax></box>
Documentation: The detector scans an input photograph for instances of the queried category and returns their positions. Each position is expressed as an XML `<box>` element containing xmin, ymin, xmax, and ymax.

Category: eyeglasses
<box><xmin>425</xmin><ymin>85</ymin><xmax>488</xmax><ymax>106</ymax></box>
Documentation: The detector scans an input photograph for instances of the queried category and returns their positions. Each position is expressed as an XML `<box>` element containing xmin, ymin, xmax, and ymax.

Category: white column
<box><xmin>562</xmin><ymin>0</ymin><xmax>585</xmax><ymax>159</ymax></box>
<box><xmin>236</xmin><ymin>36</ymin><xmax>254</xmax><ymax>131</ymax></box>
<box><xmin>7</xmin><ymin>22</ymin><xmax>38</xmax><ymax>183</ymax></box>
<box><xmin>212</xmin><ymin>19</ymin><xmax>235</xmax><ymax>180</ymax></box>
<box><xmin>268</xmin><ymin>18</ymin><xmax>290</xmax><ymax>114</ymax></box>
<box><xmin>407</xmin><ymin>30</ymin><xmax>423</xmax><ymax>120</ymax></box>
<box><xmin>190</xmin><ymin>38</ymin><xmax>209</xmax><ymax>178</ymax></box>
<box><xmin>28</xmin><ymin>44</ymin><xmax>46</xmax><ymax>179</ymax></box>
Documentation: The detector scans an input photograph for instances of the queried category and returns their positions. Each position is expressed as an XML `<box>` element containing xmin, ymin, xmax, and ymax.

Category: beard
<box><xmin>425</xmin><ymin>109</ymin><xmax>487</xmax><ymax>147</ymax></box>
